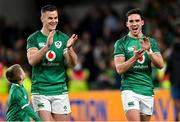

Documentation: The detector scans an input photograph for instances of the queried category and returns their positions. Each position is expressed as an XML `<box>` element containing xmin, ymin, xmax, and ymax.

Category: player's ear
<box><xmin>141</xmin><ymin>20</ymin><xmax>144</xmax><ymax>26</ymax></box>
<box><xmin>40</xmin><ymin>16</ymin><xmax>43</xmax><ymax>22</ymax></box>
<box><xmin>126</xmin><ymin>22</ymin><xmax>128</xmax><ymax>28</ymax></box>
<box><xmin>40</xmin><ymin>14</ymin><xmax>43</xmax><ymax>23</ymax></box>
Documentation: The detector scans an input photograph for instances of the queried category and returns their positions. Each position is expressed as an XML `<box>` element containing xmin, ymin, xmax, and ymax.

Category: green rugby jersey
<box><xmin>6</xmin><ymin>84</ymin><xmax>39</xmax><ymax>121</ymax></box>
<box><xmin>27</xmin><ymin>30</ymin><xmax>69</xmax><ymax>95</ymax></box>
<box><xmin>114</xmin><ymin>34</ymin><xmax>160</xmax><ymax>96</ymax></box>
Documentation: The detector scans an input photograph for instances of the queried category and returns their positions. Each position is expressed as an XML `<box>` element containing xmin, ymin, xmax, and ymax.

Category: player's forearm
<box><xmin>147</xmin><ymin>53</ymin><xmax>164</xmax><ymax>69</ymax></box>
<box><xmin>116</xmin><ymin>56</ymin><xmax>137</xmax><ymax>74</ymax></box>
<box><xmin>27</xmin><ymin>45</ymin><xmax>49</xmax><ymax>66</ymax></box>
<box><xmin>66</xmin><ymin>47</ymin><xmax>78</xmax><ymax>67</ymax></box>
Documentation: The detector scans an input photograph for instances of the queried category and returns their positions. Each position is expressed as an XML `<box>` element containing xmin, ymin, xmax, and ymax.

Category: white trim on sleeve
<box><xmin>114</xmin><ymin>54</ymin><xmax>124</xmax><ymax>57</ymax></box>
<box><xmin>21</xmin><ymin>104</ymin><xmax>29</xmax><ymax>109</ymax></box>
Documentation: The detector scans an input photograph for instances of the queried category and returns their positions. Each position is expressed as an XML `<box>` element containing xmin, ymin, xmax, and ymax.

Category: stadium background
<box><xmin>0</xmin><ymin>0</ymin><xmax>180</xmax><ymax>121</ymax></box>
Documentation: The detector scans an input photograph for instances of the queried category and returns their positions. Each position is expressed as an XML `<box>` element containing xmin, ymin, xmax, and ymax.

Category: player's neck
<box><xmin>18</xmin><ymin>80</ymin><xmax>23</xmax><ymax>85</ymax></box>
<box><xmin>41</xmin><ymin>27</ymin><xmax>51</xmax><ymax>36</ymax></box>
<box><xmin>129</xmin><ymin>32</ymin><xmax>143</xmax><ymax>39</ymax></box>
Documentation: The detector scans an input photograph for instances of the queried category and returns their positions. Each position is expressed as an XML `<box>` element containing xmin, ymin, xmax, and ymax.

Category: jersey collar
<box><xmin>128</xmin><ymin>32</ymin><xmax>144</xmax><ymax>40</ymax></box>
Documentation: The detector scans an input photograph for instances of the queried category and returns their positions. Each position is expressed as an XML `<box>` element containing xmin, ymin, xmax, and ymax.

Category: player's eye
<box><xmin>135</xmin><ymin>19</ymin><xmax>140</xmax><ymax>22</ymax></box>
<box><xmin>48</xmin><ymin>17</ymin><xmax>53</xmax><ymax>20</ymax></box>
<box><xmin>129</xmin><ymin>20</ymin><xmax>133</xmax><ymax>23</ymax></box>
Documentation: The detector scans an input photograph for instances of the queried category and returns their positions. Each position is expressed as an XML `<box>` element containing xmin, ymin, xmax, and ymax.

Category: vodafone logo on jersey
<box><xmin>46</xmin><ymin>50</ymin><xmax>56</xmax><ymax>61</ymax></box>
<box><xmin>137</xmin><ymin>55</ymin><xmax>145</xmax><ymax>64</ymax></box>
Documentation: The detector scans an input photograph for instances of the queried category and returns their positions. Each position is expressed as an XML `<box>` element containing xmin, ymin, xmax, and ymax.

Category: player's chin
<box><xmin>132</xmin><ymin>30</ymin><xmax>139</xmax><ymax>36</ymax></box>
<box><xmin>49</xmin><ymin>26</ymin><xmax>57</xmax><ymax>30</ymax></box>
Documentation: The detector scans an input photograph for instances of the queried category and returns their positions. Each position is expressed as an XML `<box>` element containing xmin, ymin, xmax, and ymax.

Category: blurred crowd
<box><xmin>0</xmin><ymin>0</ymin><xmax>180</xmax><ymax>94</ymax></box>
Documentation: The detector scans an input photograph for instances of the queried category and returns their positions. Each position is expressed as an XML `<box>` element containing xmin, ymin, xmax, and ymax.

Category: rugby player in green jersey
<box><xmin>6</xmin><ymin>64</ymin><xmax>41</xmax><ymax>121</ymax></box>
<box><xmin>26</xmin><ymin>5</ymin><xmax>78</xmax><ymax>121</ymax></box>
<box><xmin>114</xmin><ymin>8</ymin><xmax>164</xmax><ymax>121</ymax></box>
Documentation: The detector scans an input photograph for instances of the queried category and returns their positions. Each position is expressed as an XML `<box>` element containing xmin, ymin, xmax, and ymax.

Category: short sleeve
<box><xmin>114</xmin><ymin>39</ymin><xmax>125</xmax><ymax>58</ymax></box>
<box><xmin>150</xmin><ymin>38</ymin><xmax>160</xmax><ymax>54</ymax></box>
<box><xmin>26</xmin><ymin>35</ymin><xmax>38</xmax><ymax>50</ymax></box>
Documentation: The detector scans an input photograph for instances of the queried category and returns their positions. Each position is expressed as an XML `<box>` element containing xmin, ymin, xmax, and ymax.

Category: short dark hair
<box><xmin>41</xmin><ymin>4</ymin><xmax>58</xmax><ymax>14</ymax></box>
<box><xmin>126</xmin><ymin>8</ymin><xmax>144</xmax><ymax>21</ymax></box>
<box><xmin>6</xmin><ymin>64</ymin><xmax>22</xmax><ymax>83</ymax></box>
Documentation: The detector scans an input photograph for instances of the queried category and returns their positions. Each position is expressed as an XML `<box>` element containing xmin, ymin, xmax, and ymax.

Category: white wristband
<box><xmin>147</xmin><ymin>48</ymin><xmax>153</xmax><ymax>54</ymax></box>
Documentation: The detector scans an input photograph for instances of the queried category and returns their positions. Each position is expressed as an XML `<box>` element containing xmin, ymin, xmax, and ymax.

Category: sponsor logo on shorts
<box><xmin>64</xmin><ymin>105</ymin><xmax>67</xmax><ymax>111</ymax></box>
<box><xmin>128</xmin><ymin>101</ymin><xmax>134</xmax><ymax>107</ymax></box>
<box><xmin>150</xmin><ymin>107</ymin><xmax>153</xmax><ymax>111</ymax></box>
<box><xmin>38</xmin><ymin>103</ymin><xmax>44</xmax><ymax>108</ymax></box>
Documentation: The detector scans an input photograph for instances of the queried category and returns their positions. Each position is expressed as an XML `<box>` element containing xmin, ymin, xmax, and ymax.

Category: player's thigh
<box><xmin>32</xmin><ymin>95</ymin><xmax>53</xmax><ymax>120</ymax></box>
<box><xmin>139</xmin><ymin>94</ymin><xmax>154</xmax><ymax>116</ymax></box>
<box><xmin>121</xmin><ymin>90</ymin><xmax>140</xmax><ymax>112</ymax></box>
<box><xmin>52</xmin><ymin>113</ymin><xmax>71</xmax><ymax>121</ymax></box>
<box><xmin>140</xmin><ymin>114</ymin><xmax>151</xmax><ymax>121</ymax></box>
<box><xmin>121</xmin><ymin>90</ymin><xmax>141</xmax><ymax>121</ymax></box>
<box><xmin>31</xmin><ymin>94</ymin><xmax>52</xmax><ymax>111</ymax></box>
<box><xmin>126</xmin><ymin>109</ymin><xmax>140</xmax><ymax>121</ymax></box>
<box><xmin>51</xmin><ymin>94</ymin><xmax>71</xmax><ymax>121</ymax></box>
<box><xmin>38</xmin><ymin>110</ymin><xmax>54</xmax><ymax>121</ymax></box>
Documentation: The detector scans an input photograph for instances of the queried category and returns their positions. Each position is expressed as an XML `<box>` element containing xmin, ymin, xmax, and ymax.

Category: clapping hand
<box><xmin>133</xmin><ymin>46</ymin><xmax>145</xmax><ymax>59</ymax></box>
<box><xmin>67</xmin><ymin>34</ymin><xmax>78</xmax><ymax>48</ymax></box>
<box><xmin>47</xmin><ymin>30</ymin><xmax>55</xmax><ymax>47</ymax></box>
<box><xmin>140</xmin><ymin>36</ymin><xmax>151</xmax><ymax>51</ymax></box>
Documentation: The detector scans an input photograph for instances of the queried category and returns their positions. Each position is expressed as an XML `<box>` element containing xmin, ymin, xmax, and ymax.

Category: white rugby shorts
<box><xmin>32</xmin><ymin>93</ymin><xmax>71</xmax><ymax>114</ymax></box>
<box><xmin>121</xmin><ymin>90</ymin><xmax>154</xmax><ymax>115</ymax></box>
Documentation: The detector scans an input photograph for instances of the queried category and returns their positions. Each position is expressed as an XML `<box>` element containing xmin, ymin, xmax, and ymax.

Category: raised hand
<box><xmin>47</xmin><ymin>30</ymin><xmax>55</xmax><ymax>47</ymax></box>
<box><xmin>67</xmin><ymin>34</ymin><xmax>78</xmax><ymax>48</ymax></box>
<box><xmin>140</xmin><ymin>36</ymin><xmax>151</xmax><ymax>51</ymax></box>
<box><xmin>134</xmin><ymin>48</ymin><xmax>145</xmax><ymax>60</ymax></box>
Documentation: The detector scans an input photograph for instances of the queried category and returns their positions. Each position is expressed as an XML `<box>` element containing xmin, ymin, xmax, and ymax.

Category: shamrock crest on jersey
<box><xmin>46</xmin><ymin>50</ymin><xmax>56</xmax><ymax>61</ymax></box>
<box><xmin>55</xmin><ymin>41</ymin><xmax>62</xmax><ymax>48</ymax></box>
